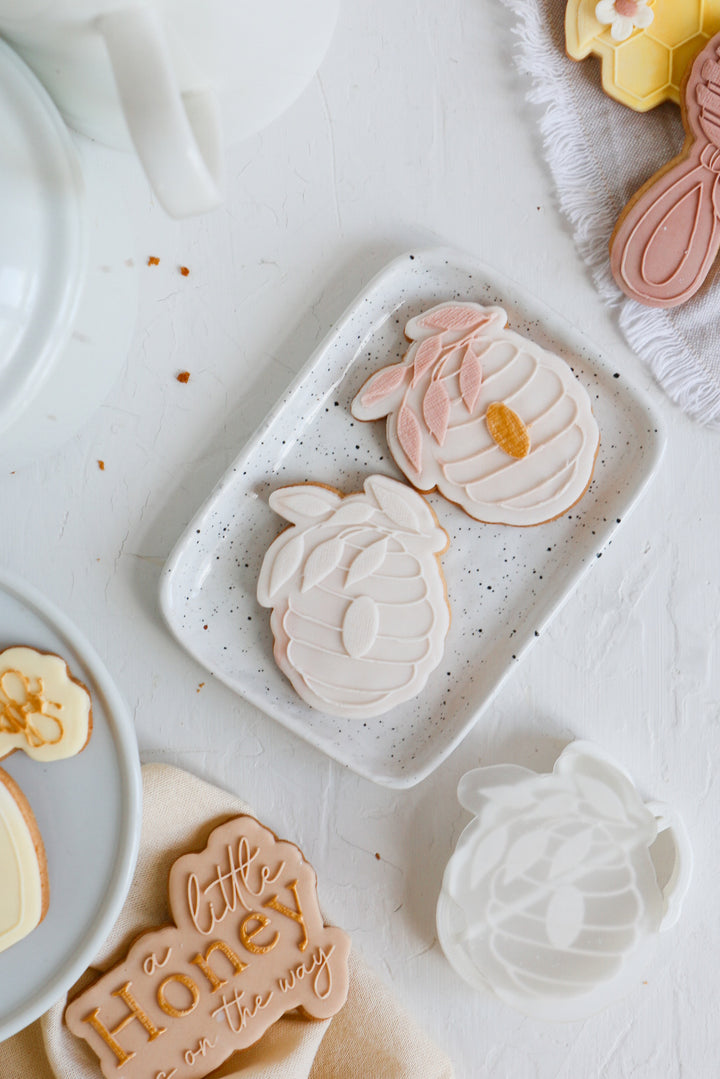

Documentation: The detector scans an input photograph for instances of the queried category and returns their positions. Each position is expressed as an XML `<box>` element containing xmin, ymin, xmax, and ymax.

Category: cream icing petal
<box><xmin>594</xmin><ymin>0</ymin><xmax>617</xmax><ymax>24</ymax></box>
<box><xmin>610</xmin><ymin>15</ymin><xmax>634</xmax><ymax>40</ymax></box>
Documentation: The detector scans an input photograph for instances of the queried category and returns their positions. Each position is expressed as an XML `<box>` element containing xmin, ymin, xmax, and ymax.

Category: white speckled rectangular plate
<box><xmin>160</xmin><ymin>248</ymin><xmax>664</xmax><ymax>788</ymax></box>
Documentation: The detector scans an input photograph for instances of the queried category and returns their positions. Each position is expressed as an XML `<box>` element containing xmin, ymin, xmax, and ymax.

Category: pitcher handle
<box><xmin>98</xmin><ymin>5</ymin><xmax>223</xmax><ymax>218</ymax></box>
<box><xmin>646</xmin><ymin>800</ymin><xmax>693</xmax><ymax>931</ymax></box>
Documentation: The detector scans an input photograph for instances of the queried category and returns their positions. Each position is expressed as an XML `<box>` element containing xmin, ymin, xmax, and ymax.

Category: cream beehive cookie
<box><xmin>0</xmin><ymin>767</ymin><xmax>49</xmax><ymax>953</ymax></box>
<box><xmin>0</xmin><ymin>646</ymin><xmax>92</xmax><ymax>763</ymax></box>
<box><xmin>351</xmin><ymin>302</ymin><xmax>599</xmax><ymax>527</ymax></box>
<box><xmin>257</xmin><ymin>475</ymin><xmax>450</xmax><ymax>718</ymax></box>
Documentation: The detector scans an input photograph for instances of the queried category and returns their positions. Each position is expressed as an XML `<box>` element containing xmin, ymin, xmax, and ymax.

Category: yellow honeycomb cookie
<box><xmin>566</xmin><ymin>0</ymin><xmax>720</xmax><ymax>111</ymax></box>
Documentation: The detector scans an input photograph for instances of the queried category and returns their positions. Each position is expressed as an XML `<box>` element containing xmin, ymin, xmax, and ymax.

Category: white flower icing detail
<box><xmin>595</xmin><ymin>0</ymin><xmax>654</xmax><ymax>42</ymax></box>
<box><xmin>257</xmin><ymin>476</ymin><xmax>450</xmax><ymax>718</ymax></box>
<box><xmin>351</xmin><ymin>301</ymin><xmax>599</xmax><ymax>526</ymax></box>
<box><xmin>436</xmin><ymin>743</ymin><xmax>692</xmax><ymax>1021</ymax></box>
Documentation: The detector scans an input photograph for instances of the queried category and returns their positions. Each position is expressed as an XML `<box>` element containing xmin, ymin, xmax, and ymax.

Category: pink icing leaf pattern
<box><xmin>345</xmin><ymin>537</ymin><xmax>388</xmax><ymax>588</ymax></box>
<box><xmin>411</xmin><ymin>334</ymin><xmax>443</xmax><ymax>386</ymax></box>
<box><xmin>397</xmin><ymin>403</ymin><xmax>423</xmax><ymax>474</ymax></box>
<box><xmin>370</xmin><ymin>479</ymin><xmax>421</xmax><ymax>533</ymax></box>
<box><xmin>301</xmin><ymin>536</ymin><xmax>345</xmax><ymax>592</ymax></box>
<box><xmin>422</xmin><ymin>380</ymin><xmax>451</xmax><ymax>445</ymax></box>
<box><xmin>422</xmin><ymin>306</ymin><xmax>489</xmax><ymax>333</ymax></box>
<box><xmin>459</xmin><ymin>345</ymin><xmax>482</xmax><ymax>413</ymax></box>
<box><xmin>269</xmin><ymin>534</ymin><xmax>305</xmax><ymax>598</ymax></box>
<box><xmin>360</xmin><ymin>363</ymin><xmax>408</xmax><ymax>407</ymax></box>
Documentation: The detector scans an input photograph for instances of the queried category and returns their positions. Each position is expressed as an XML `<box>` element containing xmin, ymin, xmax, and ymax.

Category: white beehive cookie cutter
<box><xmin>436</xmin><ymin>741</ymin><xmax>692</xmax><ymax>1021</ymax></box>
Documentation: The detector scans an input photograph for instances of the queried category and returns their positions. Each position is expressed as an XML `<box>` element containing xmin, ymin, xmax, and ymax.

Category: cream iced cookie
<box><xmin>0</xmin><ymin>646</ymin><xmax>92</xmax><ymax>763</ymax></box>
<box><xmin>0</xmin><ymin>767</ymin><xmax>49</xmax><ymax>953</ymax></box>
<box><xmin>257</xmin><ymin>475</ymin><xmax>450</xmax><ymax>718</ymax></box>
<box><xmin>351</xmin><ymin>302</ymin><xmax>599</xmax><ymax>527</ymax></box>
<box><xmin>65</xmin><ymin>815</ymin><xmax>351</xmax><ymax>1079</ymax></box>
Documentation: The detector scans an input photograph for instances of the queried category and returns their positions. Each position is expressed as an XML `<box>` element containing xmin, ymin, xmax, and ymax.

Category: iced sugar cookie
<box><xmin>566</xmin><ymin>0</ymin><xmax>720</xmax><ymax>112</ymax></box>
<box><xmin>257</xmin><ymin>475</ymin><xmax>450</xmax><ymax>718</ymax></box>
<box><xmin>0</xmin><ymin>767</ymin><xmax>49</xmax><ymax>953</ymax></box>
<box><xmin>611</xmin><ymin>32</ymin><xmax>720</xmax><ymax>306</ymax></box>
<box><xmin>65</xmin><ymin>815</ymin><xmax>351</xmax><ymax>1079</ymax></box>
<box><xmin>0</xmin><ymin>646</ymin><xmax>92</xmax><ymax>763</ymax></box>
<box><xmin>351</xmin><ymin>302</ymin><xmax>599</xmax><ymax>527</ymax></box>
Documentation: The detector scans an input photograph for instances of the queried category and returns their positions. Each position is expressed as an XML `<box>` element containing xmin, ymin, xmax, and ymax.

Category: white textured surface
<box><xmin>2</xmin><ymin>1</ymin><xmax>717</xmax><ymax>1075</ymax></box>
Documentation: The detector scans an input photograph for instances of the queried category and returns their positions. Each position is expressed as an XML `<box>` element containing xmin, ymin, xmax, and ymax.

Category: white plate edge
<box><xmin>0</xmin><ymin>567</ymin><xmax>142</xmax><ymax>1039</ymax></box>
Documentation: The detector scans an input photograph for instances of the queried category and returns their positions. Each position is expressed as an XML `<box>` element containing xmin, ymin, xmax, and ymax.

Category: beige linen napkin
<box><xmin>0</xmin><ymin>764</ymin><xmax>454</xmax><ymax>1079</ymax></box>
<box><xmin>501</xmin><ymin>0</ymin><xmax>720</xmax><ymax>426</ymax></box>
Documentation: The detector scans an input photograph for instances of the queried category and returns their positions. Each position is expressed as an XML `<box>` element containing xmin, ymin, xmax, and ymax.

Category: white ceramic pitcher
<box><xmin>0</xmin><ymin>0</ymin><xmax>338</xmax><ymax>217</ymax></box>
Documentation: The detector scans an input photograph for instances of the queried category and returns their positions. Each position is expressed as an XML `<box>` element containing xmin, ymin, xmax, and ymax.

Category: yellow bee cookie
<box><xmin>565</xmin><ymin>0</ymin><xmax>720</xmax><ymax>111</ymax></box>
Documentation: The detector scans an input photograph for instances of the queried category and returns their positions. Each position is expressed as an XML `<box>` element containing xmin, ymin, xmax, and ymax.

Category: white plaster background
<box><xmin>6</xmin><ymin>1</ymin><xmax>720</xmax><ymax>1075</ymax></box>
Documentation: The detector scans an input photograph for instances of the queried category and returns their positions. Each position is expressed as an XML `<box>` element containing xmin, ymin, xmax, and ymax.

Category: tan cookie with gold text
<box><xmin>65</xmin><ymin>815</ymin><xmax>351</xmax><ymax>1079</ymax></box>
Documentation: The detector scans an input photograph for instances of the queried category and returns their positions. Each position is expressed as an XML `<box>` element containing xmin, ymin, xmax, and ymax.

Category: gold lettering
<box><xmin>156</xmin><ymin>974</ymin><xmax>200</xmax><ymax>1019</ymax></box>
<box><xmin>264</xmin><ymin>880</ymin><xmax>308</xmax><ymax>951</ymax></box>
<box><xmin>190</xmin><ymin>939</ymin><xmax>248</xmax><ymax>992</ymax></box>
<box><xmin>239</xmin><ymin>912</ymin><xmax>279</xmax><ymax>955</ymax></box>
<box><xmin>82</xmin><ymin>982</ymin><xmax>165</xmax><ymax>1066</ymax></box>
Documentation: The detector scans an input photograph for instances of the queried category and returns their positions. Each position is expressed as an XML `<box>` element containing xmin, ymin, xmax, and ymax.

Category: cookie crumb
<box><xmin>196</xmin><ymin>682</ymin><xmax>205</xmax><ymax>693</ymax></box>
<box><xmin>98</xmin><ymin>460</ymin><xmax>105</xmax><ymax>471</ymax></box>
<box><xmin>147</xmin><ymin>256</ymin><xmax>160</xmax><ymax>266</ymax></box>
<box><xmin>176</xmin><ymin>371</ymin><xmax>191</xmax><ymax>384</ymax></box>
<box><xmin>374</xmin><ymin>852</ymin><xmax>381</xmax><ymax>861</ymax></box>
<box><xmin>180</xmin><ymin>265</ymin><xmax>190</xmax><ymax>276</ymax></box>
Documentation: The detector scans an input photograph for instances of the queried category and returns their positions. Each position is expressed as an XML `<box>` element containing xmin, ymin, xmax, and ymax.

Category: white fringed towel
<box><xmin>500</xmin><ymin>0</ymin><xmax>720</xmax><ymax>426</ymax></box>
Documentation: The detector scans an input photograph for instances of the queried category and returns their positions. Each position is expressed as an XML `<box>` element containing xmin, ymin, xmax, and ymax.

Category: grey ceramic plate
<box><xmin>160</xmin><ymin>248</ymin><xmax>664</xmax><ymax>788</ymax></box>
<box><xmin>0</xmin><ymin>570</ymin><xmax>141</xmax><ymax>1040</ymax></box>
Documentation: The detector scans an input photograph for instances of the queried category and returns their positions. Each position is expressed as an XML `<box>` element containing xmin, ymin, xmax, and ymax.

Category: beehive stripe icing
<box><xmin>257</xmin><ymin>476</ymin><xmax>450</xmax><ymax>718</ymax></box>
<box><xmin>351</xmin><ymin>302</ymin><xmax>599</xmax><ymax>526</ymax></box>
<box><xmin>0</xmin><ymin>769</ymin><xmax>46</xmax><ymax>953</ymax></box>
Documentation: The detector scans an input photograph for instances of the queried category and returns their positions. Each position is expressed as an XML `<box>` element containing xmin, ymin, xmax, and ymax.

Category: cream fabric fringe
<box><xmin>0</xmin><ymin>764</ymin><xmax>454</xmax><ymax>1079</ymax></box>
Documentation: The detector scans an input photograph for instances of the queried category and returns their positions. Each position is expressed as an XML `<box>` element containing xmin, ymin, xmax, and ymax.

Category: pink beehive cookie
<box><xmin>351</xmin><ymin>302</ymin><xmax>599</xmax><ymax>527</ymax></box>
<box><xmin>257</xmin><ymin>476</ymin><xmax>450</xmax><ymax>718</ymax></box>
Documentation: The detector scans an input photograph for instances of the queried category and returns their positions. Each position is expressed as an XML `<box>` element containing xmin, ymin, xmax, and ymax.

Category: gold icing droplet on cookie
<box><xmin>486</xmin><ymin>402</ymin><xmax>530</xmax><ymax>459</ymax></box>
